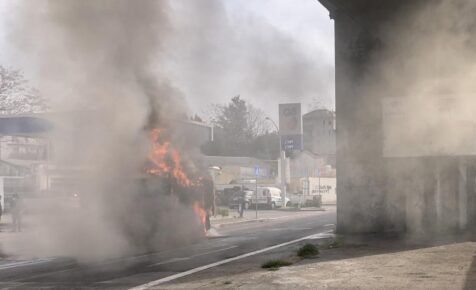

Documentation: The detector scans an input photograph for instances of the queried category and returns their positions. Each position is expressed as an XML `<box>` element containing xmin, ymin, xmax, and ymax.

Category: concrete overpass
<box><xmin>319</xmin><ymin>0</ymin><xmax>475</xmax><ymax>236</ymax></box>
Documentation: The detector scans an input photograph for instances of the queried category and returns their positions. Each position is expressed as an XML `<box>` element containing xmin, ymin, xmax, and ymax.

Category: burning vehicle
<box><xmin>142</xmin><ymin>126</ymin><xmax>215</xmax><ymax>235</ymax></box>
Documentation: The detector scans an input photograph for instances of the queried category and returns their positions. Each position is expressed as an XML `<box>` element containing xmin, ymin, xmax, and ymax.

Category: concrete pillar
<box><xmin>334</xmin><ymin>7</ymin><xmax>393</xmax><ymax>234</ymax></box>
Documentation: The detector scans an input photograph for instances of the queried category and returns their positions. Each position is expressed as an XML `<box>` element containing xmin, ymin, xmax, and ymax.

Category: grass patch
<box><xmin>261</xmin><ymin>259</ymin><xmax>293</xmax><ymax>270</ymax></box>
<box><xmin>217</xmin><ymin>207</ymin><xmax>229</xmax><ymax>217</ymax></box>
<box><xmin>297</xmin><ymin>243</ymin><xmax>319</xmax><ymax>258</ymax></box>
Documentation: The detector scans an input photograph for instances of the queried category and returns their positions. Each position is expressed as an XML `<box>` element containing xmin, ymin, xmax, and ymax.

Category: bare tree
<box><xmin>0</xmin><ymin>65</ymin><xmax>48</xmax><ymax>114</ymax></box>
<box><xmin>246</xmin><ymin>104</ymin><xmax>271</xmax><ymax>137</ymax></box>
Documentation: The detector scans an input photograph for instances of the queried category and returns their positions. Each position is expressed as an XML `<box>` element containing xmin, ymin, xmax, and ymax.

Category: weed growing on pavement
<box><xmin>261</xmin><ymin>259</ymin><xmax>293</xmax><ymax>270</ymax></box>
<box><xmin>325</xmin><ymin>237</ymin><xmax>345</xmax><ymax>249</ymax></box>
<box><xmin>224</xmin><ymin>281</ymin><xmax>232</xmax><ymax>285</ymax></box>
<box><xmin>297</xmin><ymin>243</ymin><xmax>319</xmax><ymax>258</ymax></box>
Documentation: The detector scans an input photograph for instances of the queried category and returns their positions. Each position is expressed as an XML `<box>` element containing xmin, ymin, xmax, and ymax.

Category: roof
<box><xmin>199</xmin><ymin>155</ymin><xmax>274</xmax><ymax>168</ymax></box>
<box><xmin>0</xmin><ymin>116</ymin><xmax>54</xmax><ymax>137</ymax></box>
<box><xmin>0</xmin><ymin>159</ymin><xmax>30</xmax><ymax>170</ymax></box>
<box><xmin>291</xmin><ymin>150</ymin><xmax>324</xmax><ymax>160</ymax></box>
<box><xmin>303</xmin><ymin>109</ymin><xmax>335</xmax><ymax>119</ymax></box>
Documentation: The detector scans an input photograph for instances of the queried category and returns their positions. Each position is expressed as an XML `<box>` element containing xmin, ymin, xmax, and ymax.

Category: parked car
<box><xmin>250</xmin><ymin>187</ymin><xmax>286</xmax><ymax>209</ymax></box>
<box><xmin>229</xmin><ymin>190</ymin><xmax>253</xmax><ymax>209</ymax></box>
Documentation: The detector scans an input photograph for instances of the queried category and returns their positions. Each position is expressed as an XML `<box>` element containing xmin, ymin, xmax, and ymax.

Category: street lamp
<box><xmin>265</xmin><ymin>117</ymin><xmax>279</xmax><ymax>133</ymax></box>
<box><xmin>264</xmin><ymin>117</ymin><xmax>287</xmax><ymax>208</ymax></box>
<box><xmin>208</xmin><ymin>166</ymin><xmax>221</xmax><ymax>184</ymax></box>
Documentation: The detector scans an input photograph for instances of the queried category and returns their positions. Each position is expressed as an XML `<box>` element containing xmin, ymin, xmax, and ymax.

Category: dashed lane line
<box><xmin>150</xmin><ymin>246</ymin><xmax>238</xmax><ymax>266</ymax></box>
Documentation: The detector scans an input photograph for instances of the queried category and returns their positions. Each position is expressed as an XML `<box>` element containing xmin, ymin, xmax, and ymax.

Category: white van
<box><xmin>250</xmin><ymin>187</ymin><xmax>285</xmax><ymax>209</ymax></box>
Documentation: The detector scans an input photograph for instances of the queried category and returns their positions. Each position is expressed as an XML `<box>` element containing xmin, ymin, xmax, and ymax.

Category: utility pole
<box><xmin>255</xmin><ymin>174</ymin><xmax>258</xmax><ymax>219</ymax></box>
<box><xmin>265</xmin><ymin>117</ymin><xmax>287</xmax><ymax>208</ymax></box>
<box><xmin>255</xmin><ymin>165</ymin><xmax>259</xmax><ymax>219</ymax></box>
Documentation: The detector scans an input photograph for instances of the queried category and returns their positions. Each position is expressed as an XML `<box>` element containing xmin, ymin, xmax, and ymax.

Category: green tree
<box><xmin>202</xmin><ymin>96</ymin><xmax>279</xmax><ymax>159</ymax></box>
<box><xmin>215</xmin><ymin>96</ymin><xmax>252</xmax><ymax>153</ymax></box>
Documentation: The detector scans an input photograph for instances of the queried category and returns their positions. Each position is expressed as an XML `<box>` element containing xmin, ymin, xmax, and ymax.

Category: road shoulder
<box><xmin>154</xmin><ymin>235</ymin><xmax>476</xmax><ymax>290</ymax></box>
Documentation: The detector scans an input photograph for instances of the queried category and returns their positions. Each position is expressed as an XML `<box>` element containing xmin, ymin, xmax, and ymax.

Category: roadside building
<box><xmin>199</xmin><ymin>155</ymin><xmax>277</xmax><ymax>185</ymax></box>
<box><xmin>287</xmin><ymin>150</ymin><xmax>336</xmax><ymax>205</ymax></box>
<box><xmin>302</xmin><ymin>109</ymin><xmax>336</xmax><ymax>166</ymax></box>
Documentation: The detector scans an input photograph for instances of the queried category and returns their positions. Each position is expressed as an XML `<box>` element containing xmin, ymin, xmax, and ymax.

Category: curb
<box><xmin>276</xmin><ymin>207</ymin><xmax>327</xmax><ymax>212</ymax></box>
<box><xmin>214</xmin><ymin>218</ymin><xmax>270</xmax><ymax>228</ymax></box>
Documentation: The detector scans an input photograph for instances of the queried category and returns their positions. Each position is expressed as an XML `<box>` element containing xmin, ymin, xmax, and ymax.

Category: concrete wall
<box><xmin>327</xmin><ymin>0</ymin><xmax>474</xmax><ymax>235</ymax></box>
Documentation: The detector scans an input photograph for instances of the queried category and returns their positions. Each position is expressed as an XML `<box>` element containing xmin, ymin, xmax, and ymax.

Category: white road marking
<box><xmin>0</xmin><ymin>258</ymin><xmax>57</xmax><ymax>270</ymax></box>
<box><xmin>150</xmin><ymin>246</ymin><xmax>238</xmax><ymax>266</ymax></box>
<box><xmin>266</xmin><ymin>227</ymin><xmax>312</xmax><ymax>232</ymax></box>
<box><xmin>129</xmin><ymin>230</ymin><xmax>334</xmax><ymax>290</ymax></box>
<box><xmin>324</xmin><ymin>224</ymin><xmax>335</xmax><ymax>227</ymax></box>
<box><xmin>151</xmin><ymin>258</ymin><xmax>189</xmax><ymax>266</ymax></box>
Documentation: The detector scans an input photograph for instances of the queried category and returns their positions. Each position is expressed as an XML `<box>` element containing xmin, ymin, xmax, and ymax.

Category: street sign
<box><xmin>279</xmin><ymin>103</ymin><xmax>302</xmax><ymax>152</ymax></box>
<box><xmin>280</xmin><ymin>134</ymin><xmax>303</xmax><ymax>151</ymax></box>
<box><xmin>254</xmin><ymin>165</ymin><xmax>260</xmax><ymax>177</ymax></box>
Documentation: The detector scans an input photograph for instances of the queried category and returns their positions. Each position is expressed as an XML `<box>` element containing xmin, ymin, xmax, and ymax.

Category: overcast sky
<box><xmin>0</xmin><ymin>0</ymin><xmax>334</xmax><ymax>120</ymax></box>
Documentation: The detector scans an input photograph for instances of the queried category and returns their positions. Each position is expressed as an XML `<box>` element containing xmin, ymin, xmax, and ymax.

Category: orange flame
<box><xmin>193</xmin><ymin>201</ymin><xmax>207</xmax><ymax>234</ymax></box>
<box><xmin>147</xmin><ymin>128</ymin><xmax>192</xmax><ymax>186</ymax></box>
<box><xmin>147</xmin><ymin>128</ymin><xmax>208</xmax><ymax>234</ymax></box>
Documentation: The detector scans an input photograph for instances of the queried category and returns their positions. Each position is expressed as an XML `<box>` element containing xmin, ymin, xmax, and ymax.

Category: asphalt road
<box><xmin>0</xmin><ymin>207</ymin><xmax>336</xmax><ymax>289</ymax></box>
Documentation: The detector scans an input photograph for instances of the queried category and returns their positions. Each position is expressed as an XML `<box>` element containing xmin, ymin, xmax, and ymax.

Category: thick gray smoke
<box><xmin>1</xmin><ymin>0</ymin><xmax>334</xmax><ymax>262</ymax></box>
<box><xmin>378</xmin><ymin>1</ymin><xmax>476</xmax><ymax>158</ymax></box>
<box><xmin>163</xmin><ymin>0</ymin><xmax>334</xmax><ymax>114</ymax></box>
<box><xmin>3</xmin><ymin>0</ymin><xmax>200</xmax><ymax>263</ymax></box>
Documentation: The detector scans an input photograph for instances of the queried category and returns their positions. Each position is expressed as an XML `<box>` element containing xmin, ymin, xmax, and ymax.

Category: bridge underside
<box><xmin>320</xmin><ymin>0</ymin><xmax>476</xmax><ymax>235</ymax></box>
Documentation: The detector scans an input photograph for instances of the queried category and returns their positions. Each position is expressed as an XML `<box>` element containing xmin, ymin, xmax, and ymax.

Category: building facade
<box><xmin>303</xmin><ymin>109</ymin><xmax>336</xmax><ymax>166</ymax></box>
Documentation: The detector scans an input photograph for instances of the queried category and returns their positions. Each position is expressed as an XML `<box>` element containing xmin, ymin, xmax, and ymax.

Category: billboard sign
<box><xmin>279</xmin><ymin>103</ymin><xmax>302</xmax><ymax>135</ymax></box>
<box><xmin>279</xmin><ymin>103</ymin><xmax>303</xmax><ymax>151</ymax></box>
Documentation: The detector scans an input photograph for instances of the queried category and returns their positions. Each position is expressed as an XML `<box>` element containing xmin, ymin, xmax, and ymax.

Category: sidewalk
<box><xmin>156</xmin><ymin>234</ymin><xmax>476</xmax><ymax>289</ymax></box>
<box><xmin>210</xmin><ymin>207</ymin><xmax>329</xmax><ymax>228</ymax></box>
<box><xmin>0</xmin><ymin>214</ymin><xmax>22</xmax><ymax>260</ymax></box>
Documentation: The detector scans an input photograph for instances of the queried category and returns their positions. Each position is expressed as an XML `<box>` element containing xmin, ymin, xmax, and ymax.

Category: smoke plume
<box><xmin>1</xmin><ymin>0</ymin><xmax>335</xmax><ymax>261</ymax></box>
<box><xmin>3</xmin><ymin>0</ymin><xmax>199</xmax><ymax>263</ymax></box>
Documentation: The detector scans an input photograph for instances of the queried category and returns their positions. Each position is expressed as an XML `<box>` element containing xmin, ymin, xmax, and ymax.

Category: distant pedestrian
<box><xmin>201</xmin><ymin>176</ymin><xmax>215</xmax><ymax>232</ymax></box>
<box><xmin>11</xmin><ymin>194</ymin><xmax>23</xmax><ymax>232</ymax></box>
<box><xmin>238</xmin><ymin>190</ymin><xmax>245</xmax><ymax>218</ymax></box>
